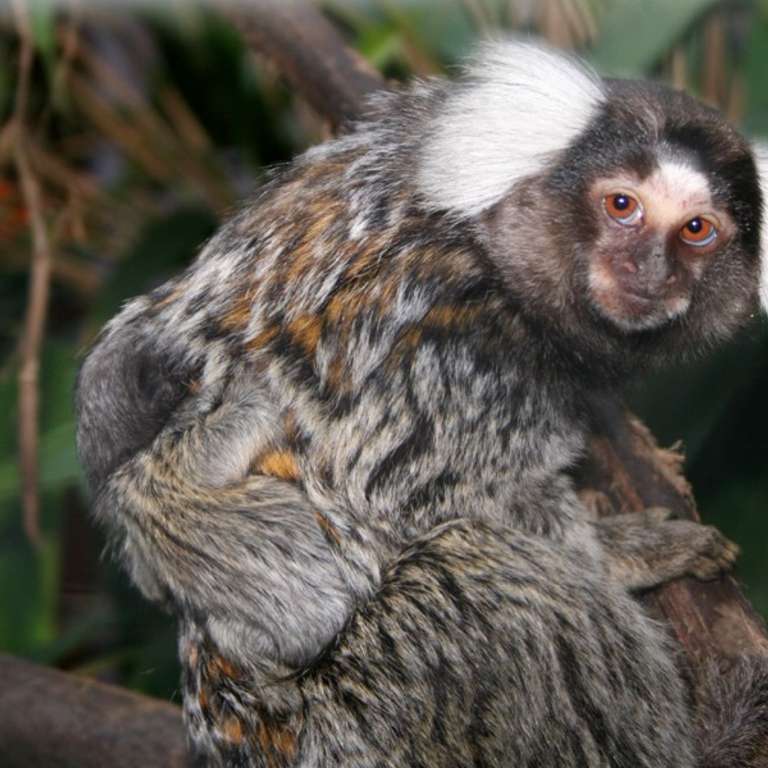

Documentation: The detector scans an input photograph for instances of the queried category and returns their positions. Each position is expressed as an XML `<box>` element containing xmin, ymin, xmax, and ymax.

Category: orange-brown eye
<box><xmin>679</xmin><ymin>217</ymin><xmax>717</xmax><ymax>247</ymax></box>
<box><xmin>604</xmin><ymin>193</ymin><xmax>642</xmax><ymax>225</ymax></box>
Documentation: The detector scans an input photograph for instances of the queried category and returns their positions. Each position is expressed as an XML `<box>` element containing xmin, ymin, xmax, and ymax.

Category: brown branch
<box><xmin>580</xmin><ymin>395</ymin><xmax>768</xmax><ymax>662</ymax></box>
<box><xmin>0</xmin><ymin>654</ymin><xmax>188</xmax><ymax>768</ymax></box>
<box><xmin>226</xmin><ymin>1</ymin><xmax>768</xmax><ymax>665</ymax></box>
<box><xmin>11</xmin><ymin>0</ymin><xmax>54</xmax><ymax>548</ymax></box>
<box><xmin>217</xmin><ymin>0</ymin><xmax>383</xmax><ymax>132</ymax></box>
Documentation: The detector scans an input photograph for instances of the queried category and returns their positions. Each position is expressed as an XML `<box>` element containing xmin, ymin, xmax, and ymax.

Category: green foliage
<box><xmin>743</xmin><ymin>10</ymin><xmax>768</xmax><ymax>135</ymax></box>
<box><xmin>590</xmin><ymin>0</ymin><xmax>720</xmax><ymax>74</ymax></box>
<box><xmin>90</xmin><ymin>207</ymin><xmax>218</xmax><ymax>327</ymax></box>
<box><xmin>28</xmin><ymin>2</ymin><xmax>57</xmax><ymax>69</ymax></box>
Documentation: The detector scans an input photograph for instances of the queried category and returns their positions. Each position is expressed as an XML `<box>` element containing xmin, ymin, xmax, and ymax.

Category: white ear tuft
<box><xmin>417</xmin><ymin>40</ymin><xmax>605</xmax><ymax>216</ymax></box>
<box><xmin>754</xmin><ymin>143</ymin><xmax>768</xmax><ymax>313</ymax></box>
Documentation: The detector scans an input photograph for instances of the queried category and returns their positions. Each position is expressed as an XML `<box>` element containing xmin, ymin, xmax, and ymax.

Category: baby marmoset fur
<box><xmin>77</xmin><ymin>42</ymin><xmax>768</xmax><ymax>767</ymax></box>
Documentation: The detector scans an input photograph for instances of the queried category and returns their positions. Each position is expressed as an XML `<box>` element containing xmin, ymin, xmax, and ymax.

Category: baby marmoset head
<box><xmin>416</xmin><ymin>42</ymin><xmax>763</xmax><ymax>368</ymax></box>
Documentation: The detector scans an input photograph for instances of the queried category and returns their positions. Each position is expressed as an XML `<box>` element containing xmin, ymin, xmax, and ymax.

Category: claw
<box><xmin>688</xmin><ymin>527</ymin><xmax>740</xmax><ymax>580</ymax></box>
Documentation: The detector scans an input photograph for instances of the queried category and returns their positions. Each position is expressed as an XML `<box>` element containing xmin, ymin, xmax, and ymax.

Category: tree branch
<box><xmin>219</xmin><ymin>0</ymin><xmax>383</xmax><ymax>132</ymax></box>
<box><xmin>11</xmin><ymin>0</ymin><xmax>54</xmax><ymax>548</ymax></box>
<box><xmin>581</xmin><ymin>396</ymin><xmax>768</xmax><ymax>662</ymax></box>
<box><xmin>0</xmin><ymin>655</ymin><xmax>187</xmax><ymax>768</ymax></box>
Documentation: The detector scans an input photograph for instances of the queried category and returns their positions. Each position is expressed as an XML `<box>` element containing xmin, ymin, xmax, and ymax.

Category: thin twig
<box><xmin>77</xmin><ymin>42</ymin><xmax>234</xmax><ymax>211</ymax></box>
<box><xmin>29</xmin><ymin>141</ymin><xmax>102</xmax><ymax>201</ymax></box>
<box><xmin>702</xmin><ymin>10</ymin><xmax>726</xmax><ymax>108</ymax></box>
<box><xmin>68</xmin><ymin>73</ymin><xmax>176</xmax><ymax>181</ymax></box>
<box><xmin>11</xmin><ymin>0</ymin><xmax>54</xmax><ymax>548</ymax></box>
<box><xmin>670</xmin><ymin>45</ymin><xmax>688</xmax><ymax>91</ymax></box>
<box><xmin>159</xmin><ymin>86</ymin><xmax>212</xmax><ymax>152</ymax></box>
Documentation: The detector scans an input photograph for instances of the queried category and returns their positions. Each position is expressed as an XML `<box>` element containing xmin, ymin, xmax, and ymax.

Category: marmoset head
<box><xmin>416</xmin><ymin>42</ymin><xmax>762</xmax><ymax>358</ymax></box>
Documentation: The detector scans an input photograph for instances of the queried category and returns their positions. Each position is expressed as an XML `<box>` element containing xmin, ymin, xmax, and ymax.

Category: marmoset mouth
<box><xmin>589</xmin><ymin>284</ymin><xmax>680</xmax><ymax>333</ymax></box>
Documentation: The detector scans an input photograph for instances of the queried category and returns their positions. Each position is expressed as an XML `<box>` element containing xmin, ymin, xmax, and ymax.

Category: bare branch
<box><xmin>11</xmin><ymin>0</ymin><xmax>55</xmax><ymax>548</ymax></box>
<box><xmin>580</xmin><ymin>396</ymin><xmax>768</xmax><ymax>662</ymax></box>
<box><xmin>0</xmin><ymin>654</ymin><xmax>188</xmax><ymax>768</ymax></box>
<box><xmin>217</xmin><ymin>0</ymin><xmax>384</xmax><ymax>131</ymax></box>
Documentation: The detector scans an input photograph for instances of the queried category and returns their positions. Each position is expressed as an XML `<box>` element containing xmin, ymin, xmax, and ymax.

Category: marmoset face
<box><xmin>565</xmin><ymin>82</ymin><xmax>762</xmax><ymax>342</ymax></box>
<box><xmin>482</xmin><ymin>81</ymin><xmax>762</xmax><ymax>354</ymax></box>
<box><xmin>586</xmin><ymin>159</ymin><xmax>738</xmax><ymax>331</ymax></box>
<box><xmin>416</xmin><ymin>42</ymin><xmax>761</xmax><ymax>360</ymax></box>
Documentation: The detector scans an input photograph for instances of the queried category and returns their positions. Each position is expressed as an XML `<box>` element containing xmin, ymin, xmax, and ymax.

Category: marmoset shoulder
<box><xmin>76</xmin><ymin>41</ymin><xmax>768</xmax><ymax>768</ymax></box>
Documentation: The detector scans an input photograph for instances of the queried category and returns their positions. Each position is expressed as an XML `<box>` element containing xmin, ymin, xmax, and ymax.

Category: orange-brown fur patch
<box><xmin>256</xmin><ymin>451</ymin><xmax>301</xmax><ymax>482</ymax></box>
<box><xmin>343</xmin><ymin>247</ymin><xmax>381</xmax><ymax>281</ymax></box>
<box><xmin>372</xmin><ymin>276</ymin><xmax>401</xmax><ymax>316</ymax></box>
<box><xmin>423</xmin><ymin>303</ymin><xmax>483</xmax><ymax>329</ymax></box>
<box><xmin>325</xmin><ymin>354</ymin><xmax>347</xmax><ymax>392</ymax></box>
<box><xmin>285</xmin><ymin>241</ymin><xmax>317</xmax><ymax>285</ymax></box>
<box><xmin>314</xmin><ymin>510</ymin><xmax>341</xmax><ymax>545</ymax></box>
<box><xmin>221</xmin><ymin>289</ymin><xmax>257</xmax><ymax>332</ymax></box>
<box><xmin>382</xmin><ymin>326</ymin><xmax>424</xmax><ymax>376</ymax></box>
<box><xmin>282</xmin><ymin>199</ymin><xmax>346</xmax><ymax>285</ymax></box>
<box><xmin>221</xmin><ymin>716</ymin><xmax>245</xmax><ymax>744</ymax></box>
<box><xmin>325</xmin><ymin>290</ymin><xmax>367</xmax><ymax>325</ymax></box>
<box><xmin>211</xmin><ymin>655</ymin><xmax>240</xmax><ymax>679</ymax></box>
<box><xmin>246</xmin><ymin>325</ymin><xmax>280</xmax><ymax>352</ymax></box>
<box><xmin>257</xmin><ymin>720</ymin><xmax>298</xmax><ymax>765</ymax></box>
<box><xmin>287</xmin><ymin>314</ymin><xmax>323</xmax><ymax>356</ymax></box>
<box><xmin>380</xmin><ymin>290</ymin><xmax>494</xmax><ymax>373</ymax></box>
<box><xmin>319</xmin><ymin>241</ymin><xmax>393</xmax><ymax>325</ymax></box>
<box><xmin>154</xmin><ymin>288</ymin><xmax>185</xmax><ymax>310</ymax></box>
<box><xmin>399</xmin><ymin>327</ymin><xmax>422</xmax><ymax>349</ymax></box>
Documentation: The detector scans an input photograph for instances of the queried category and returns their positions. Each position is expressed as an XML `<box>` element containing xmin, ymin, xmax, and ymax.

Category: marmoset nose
<box><xmin>632</xmin><ymin>245</ymin><xmax>672</xmax><ymax>295</ymax></box>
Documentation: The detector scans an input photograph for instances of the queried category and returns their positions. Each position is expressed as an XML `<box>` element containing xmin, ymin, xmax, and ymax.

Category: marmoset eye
<box><xmin>680</xmin><ymin>217</ymin><xmax>717</xmax><ymax>247</ymax></box>
<box><xmin>604</xmin><ymin>193</ymin><xmax>643</xmax><ymax>225</ymax></box>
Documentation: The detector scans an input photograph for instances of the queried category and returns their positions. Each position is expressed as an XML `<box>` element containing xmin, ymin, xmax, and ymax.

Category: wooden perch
<box><xmin>581</xmin><ymin>396</ymin><xmax>768</xmax><ymax>662</ymax></box>
<box><xmin>0</xmin><ymin>654</ymin><xmax>187</xmax><ymax>768</ymax></box>
<box><xmin>220</xmin><ymin>0</ymin><xmax>382</xmax><ymax>132</ymax></box>
<box><xmin>3</xmin><ymin>2</ymin><xmax>766</xmax><ymax>765</ymax></box>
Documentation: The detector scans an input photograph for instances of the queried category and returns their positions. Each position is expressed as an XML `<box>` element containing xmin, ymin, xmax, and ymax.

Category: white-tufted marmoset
<box><xmin>77</xmin><ymin>42</ymin><xmax>768</xmax><ymax>767</ymax></box>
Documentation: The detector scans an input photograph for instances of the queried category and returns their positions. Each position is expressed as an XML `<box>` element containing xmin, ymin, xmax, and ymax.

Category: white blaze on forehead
<box><xmin>753</xmin><ymin>143</ymin><xmax>768</xmax><ymax>312</ymax></box>
<box><xmin>417</xmin><ymin>41</ymin><xmax>606</xmax><ymax>216</ymax></box>
<box><xmin>637</xmin><ymin>160</ymin><xmax>714</xmax><ymax>229</ymax></box>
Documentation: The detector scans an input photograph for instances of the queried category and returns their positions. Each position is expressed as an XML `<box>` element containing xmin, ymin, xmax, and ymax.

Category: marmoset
<box><xmin>76</xmin><ymin>42</ymin><xmax>768</xmax><ymax>767</ymax></box>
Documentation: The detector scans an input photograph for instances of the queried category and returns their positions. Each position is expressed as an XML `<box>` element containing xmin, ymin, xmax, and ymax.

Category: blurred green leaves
<box><xmin>89</xmin><ymin>207</ymin><xmax>217</xmax><ymax>328</ymax></box>
<box><xmin>591</xmin><ymin>0</ymin><xmax>720</xmax><ymax>74</ymax></box>
<box><xmin>27</xmin><ymin>2</ymin><xmax>56</xmax><ymax>64</ymax></box>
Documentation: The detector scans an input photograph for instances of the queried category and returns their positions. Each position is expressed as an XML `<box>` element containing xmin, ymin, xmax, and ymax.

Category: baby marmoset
<box><xmin>77</xmin><ymin>42</ymin><xmax>767</xmax><ymax>767</ymax></box>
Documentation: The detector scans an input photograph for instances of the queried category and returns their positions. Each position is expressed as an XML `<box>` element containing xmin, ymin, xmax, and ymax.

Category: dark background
<box><xmin>0</xmin><ymin>0</ymin><xmax>766</xmax><ymax>702</ymax></box>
